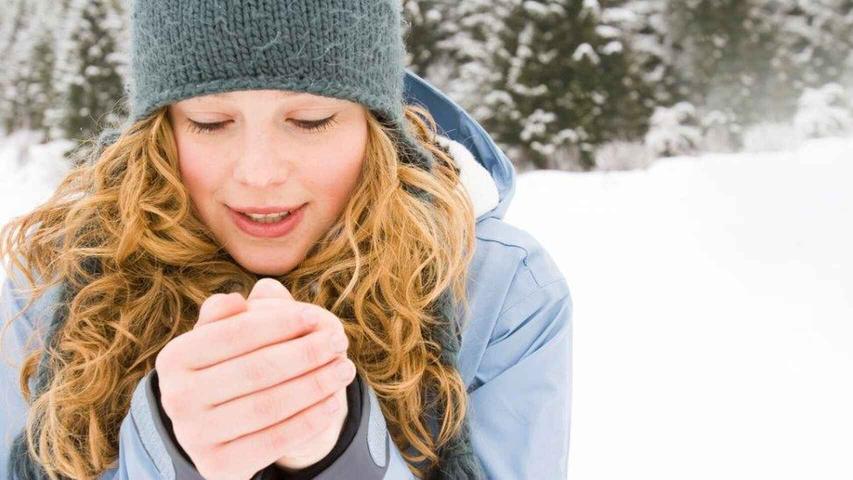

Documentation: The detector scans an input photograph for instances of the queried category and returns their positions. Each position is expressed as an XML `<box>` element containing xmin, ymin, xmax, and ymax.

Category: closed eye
<box><xmin>186</xmin><ymin>115</ymin><xmax>338</xmax><ymax>135</ymax></box>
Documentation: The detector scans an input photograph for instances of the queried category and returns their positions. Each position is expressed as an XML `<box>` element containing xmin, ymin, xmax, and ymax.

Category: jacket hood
<box><xmin>403</xmin><ymin>69</ymin><xmax>516</xmax><ymax>221</ymax></box>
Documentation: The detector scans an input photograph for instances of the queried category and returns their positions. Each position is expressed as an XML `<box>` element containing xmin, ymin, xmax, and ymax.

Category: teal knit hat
<box><xmin>98</xmin><ymin>0</ymin><xmax>435</xmax><ymax>172</ymax></box>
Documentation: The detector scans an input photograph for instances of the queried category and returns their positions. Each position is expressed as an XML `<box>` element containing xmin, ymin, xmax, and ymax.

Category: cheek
<box><xmin>307</xmin><ymin>129</ymin><xmax>367</xmax><ymax>211</ymax></box>
<box><xmin>175</xmin><ymin>139</ymin><xmax>227</xmax><ymax>209</ymax></box>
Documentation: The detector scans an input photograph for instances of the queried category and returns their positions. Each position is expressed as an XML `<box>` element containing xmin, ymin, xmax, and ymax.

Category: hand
<box><xmin>154</xmin><ymin>278</ymin><xmax>354</xmax><ymax>480</ymax></box>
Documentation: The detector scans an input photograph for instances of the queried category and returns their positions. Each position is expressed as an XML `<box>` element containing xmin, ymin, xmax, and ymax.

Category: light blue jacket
<box><xmin>0</xmin><ymin>69</ymin><xmax>573</xmax><ymax>479</ymax></box>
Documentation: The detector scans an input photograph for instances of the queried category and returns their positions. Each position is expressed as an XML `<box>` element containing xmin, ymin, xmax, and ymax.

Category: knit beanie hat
<box><xmin>97</xmin><ymin>0</ymin><xmax>436</xmax><ymax>174</ymax></box>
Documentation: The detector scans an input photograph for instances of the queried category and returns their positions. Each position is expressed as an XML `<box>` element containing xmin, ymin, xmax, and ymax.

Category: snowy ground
<box><xmin>2</xmin><ymin>132</ymin><xmax>852</xmax><ymax>479</ymax></box>
<box><xmin>504</xmin><ymin>136</ymin><xmax>853</xmax><ymax>480</ymax></box>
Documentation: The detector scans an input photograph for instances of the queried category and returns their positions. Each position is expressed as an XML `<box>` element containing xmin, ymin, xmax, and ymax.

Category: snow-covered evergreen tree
<box><xmin>644</xmin><ymin>101</ymin><xmax>703</xmax><ymax>157</ymax></box>
<box><xmin>480</xmin><ymin>0</ymin><xmax>652</xmax><ymax>170</ymax></box>
<box><xmin>794</xmin><ymin>83</ymin><xmax>852</xmax><ymax>138</ymax></box>
<box><xmin>769</xmin><ymin>0</ymin><xmax>853</xmax><ymax>98</ymax></box>
<box><xmin>0</xmin><ymin>0</ymin><xmax>26</xmax><ymax>61</ymax></box>
<box><xmin>665</xmin><ymin>0</ymin><xmax>780</xmax><ymax>129</ymax></box>
<box><xmin>600</xmin><ymin>0</ymin><xmax>679</xmax><ymax>108</ymax></box>
<box><xmin>46</xmin><ymin>0</ymin><xmax>129</xmax><ymax>142</ymax></box>
<box><xmin>402</xmin><ymin>0</ymin><xmax>460</xmax><ymax>77</ymax></box>
<box><xmin>422</xmin><ymin>0</ymin><xmax>514</xmax><ymax>117</ymax></box>
<box><xmin>0</xmin><ymin>0</ymin><xmax>63</xmax><ymax>138</ymax></box>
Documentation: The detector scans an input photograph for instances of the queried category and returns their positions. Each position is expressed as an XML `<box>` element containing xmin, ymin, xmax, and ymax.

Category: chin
<box><xmin>228</xmin><ymin>248</ymin><xmax>301</xmax><ymax>277</ymax></box>
<box><xmin>243</xmin><ymin>257</ymin><xmax>299</xmax><ymax>276</ymax></box>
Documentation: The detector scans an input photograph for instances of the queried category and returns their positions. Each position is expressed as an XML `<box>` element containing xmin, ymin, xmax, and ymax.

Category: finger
<box><xmin>203</xmin><ymin>354</ymin><xmax>355</xmax><ymax>443</ymax></box>
<box><xmin>248</xmin><ymin>277</ymin><xmax>294</xmax><ymax>301</ymax></box>
<box><xmin>180</xmin><ymin>301</ymin><xmax>343</xmax><ymax>370</ymax></box>
<box><xmin>196</xmin><ymin>325</ymin><xmax>350</xmax><ymax>406</ymax></box>
<box><xmin>214</xmin><ymin>389</ymin><xmax>343</xmax><ymax>474</ymax></box>
<box><xmin>195</xmin><ymin>292</ymin><xmax>248</xmax><ymax>329</ymax></box>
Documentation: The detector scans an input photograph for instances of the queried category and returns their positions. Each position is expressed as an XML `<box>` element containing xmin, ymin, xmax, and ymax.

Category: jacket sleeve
<box><xmin>466</xmin><ymin>278</ymin><xmax>573</xmax><ymax>478</ymax></box>
<box><xmin>1</xmin><ymin>271</ymin><xmax>52</xmax><ymax>479</ymax></box>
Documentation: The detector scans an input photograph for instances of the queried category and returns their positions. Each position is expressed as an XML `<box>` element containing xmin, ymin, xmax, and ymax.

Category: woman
<box><xmin>0</xmin><ymin>1</ymin><xmax>573</xmax><ymax>479</ymax></box>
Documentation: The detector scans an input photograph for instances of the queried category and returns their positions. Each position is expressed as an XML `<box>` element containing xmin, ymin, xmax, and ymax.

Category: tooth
<box><xmin>243</xmin><ymin>211</ymin><xmax>290</xmax><ymax>223</ymax></box>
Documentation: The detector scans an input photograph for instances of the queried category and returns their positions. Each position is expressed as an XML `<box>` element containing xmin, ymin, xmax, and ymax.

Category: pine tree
<box><xmin>402</xmin><ymin>0</ymin><xmax>459</xmax><ymax>77</ymax></box>
<box><xmin>0</xmin><ymin>0</ymin><xmax>25</xmax><ymax>135</ymax></box>
<box><xmin>665</xmin><ymin>0</ymin><xmax>781</xmax><ymax>129</ymax></box>
<box><xmin>47</xmin><ymin>0</ymin><xmax>129</xmax><ymax>142</ymax></box>
<box><xmin>769</xmin><ymin>0</ymin><xmax>853</xmax><ymax>100</ymax></box>
<box><xmin>600</xmin><ymin>0</ymin><xmax>681</xmax><ymax>109</ymax></box>
<box><xmin>422</xmin><ymin>0</ymin><xmax>515</xmax><ymax>116</ymax></box>
<box><xmin>0</xmin><ymin>0</ymin><xmax>62</xmax><ymax>138</ymax></box>
<box><xmin>477</xmin><ymin>0</ymin><xmax>651</xmax><ymax>170</ymax></box>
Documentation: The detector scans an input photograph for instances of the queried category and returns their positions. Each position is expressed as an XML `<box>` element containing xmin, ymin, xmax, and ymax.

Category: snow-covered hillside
<box><xmin>504</xmin><ymin>136</ymin><xmax>853</xmax><ymax>480</ymax></box>
<box><xmin>2</xmin><ymin>132</ymin><xmax>852</xmax><ymax>479</ymax></box>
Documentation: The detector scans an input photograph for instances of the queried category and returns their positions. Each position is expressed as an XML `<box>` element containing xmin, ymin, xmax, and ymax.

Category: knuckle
<box><xmin>299</xmin><ymin>303</ymin><xmax>323</xmax><ymax>324</ymax></box>
<box><xmin>314</xmin><ymin>308</ymin><xmax>339</xmax><ymax>332</ymax></box>
<box><xmin>312</xmin><ymin>368</ymin><xmax>331</xmax><ymax>398</ymax></box>
<box><xmin>268</xmin><ymin>427</ymin><xmax>294</xmax><ymax>453</ymax></box>
<box><xmin>303</xmin><ymin>338</ymin><xmax>325</xmax><ymax>367</ymax></box>
<box><xmin>299</xmin><ymin>406</ymin><xmax>326</xmax><ymax>436</ymax></box>
<box><xmin>173</xmin><ymin>422</ymin><xmax>199</xmax><ymax>448</ymax></box>
<box><xmin>251</xmin><ymin>393</ymin><xmax>279</xmax><ymax>421</ymax></box>
<box><xmin>244</xmin><ymin>361</ymin><xmax>267</xmax><ymax>386</ymax></box>
<box><xmin>158</xmin><ymin>381</ymin><xmax>180</xmax><ymax>411</ymax></box>
<box><xmin>245</xmin><ymin>351</ymin><xmax>276</xmax><ymax>386</ymax></box>
<box><xmin>200</xmin><ymin>293</ymin><xmax>227</xmax><ymax>312</ymax></box>
<box><xmin>157</xmin><ymin>333</ymin><xmax>192</xmax><ymax>370</ymax></box>
<box><xmin>161</xmin><ymin>378</ymin><xmax>196</xmax><ymax>417</ymax></box>
<box><xmin>164</xmin><ymin>398</ymin><xmax>188</xmax><ymax>421</ymax></box>
<box><xmin>155</xmin><ymin>344</ymin><xmax>175</xmax><ymax>372</ymax></box>
<box><xmin>220</xmin><ymin>319</ymin><xmax>244</xmax><ymax>345</ymax></box>
<box><xmin>159</xmin><ymin>389</ymin><xmax>177</xmax><ymax>413</ymax></box>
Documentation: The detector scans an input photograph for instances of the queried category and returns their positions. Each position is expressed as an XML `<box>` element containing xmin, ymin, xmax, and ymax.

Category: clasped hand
<box><xmin>154</xmin><ymin>278</ymin><xmax>355</xmax><ymax>480</ymax></box>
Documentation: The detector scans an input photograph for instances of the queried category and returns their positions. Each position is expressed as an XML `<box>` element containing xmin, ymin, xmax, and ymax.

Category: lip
<box><xmin>228</xmin><ymin>203</ymin><xmax>306</xmax><ymax>238</ymax></box>
<box><xmin>230</xmin><ymin>204</ymin><xmax>304</xmax><ymax>214</ymax></box>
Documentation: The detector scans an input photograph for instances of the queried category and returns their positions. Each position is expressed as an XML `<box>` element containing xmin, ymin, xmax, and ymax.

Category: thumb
<box><xmin>248</xmin><ymin>277</ymin><xmax>295</xmax><ymax>301</ymax></box>
<box><xmin>195</xmin><ymin>292</ymin><xmax>247</xmax><ymax>329</ymax></box>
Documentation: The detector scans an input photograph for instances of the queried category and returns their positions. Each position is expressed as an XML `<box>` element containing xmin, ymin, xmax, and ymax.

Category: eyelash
<box><xmin>186</xmin><ymin>115</ymin><xmax>337</xmax><ymax>135</ymax></box>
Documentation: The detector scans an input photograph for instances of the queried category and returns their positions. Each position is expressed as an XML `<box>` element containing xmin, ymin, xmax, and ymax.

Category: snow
<box><xmin>504</xmin><ymin>135</ymin><xmax>853</xmax><ymax>480</ymax></box>
<box><xmin>794</xmin><ymin>83</ymin><xmax>853</xmax><ymax>139</ymax></box>
<box><xmin>645</xmin><ymin>101</ymin><xmax>703</xmax><ymax>156</ymax></box>
<box><xmin>2</xmin><ymin>132</ymin><xmax>853</xmax><ymax>479</ymax></box>
<box><xmin>0</xmin><ymin>130</ymin><xmax>74</xmax><ymax>234</ymax></box>
<box><xmin>572</xmin><ymin>42</ymin><xmax>601</xmax><ymax>65</ymax></box>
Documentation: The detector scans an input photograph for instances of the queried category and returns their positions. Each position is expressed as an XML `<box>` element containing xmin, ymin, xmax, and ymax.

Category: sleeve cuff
<box><xmin>280</xmin><ymin>372</ymin><xmax>391</xmax><ymax>479</ymax></box>
<box><xmin>262</xmin><ymin>373</ymin><xmax>363</xmax><ymax>479</ymax></box>
<box><xmin>141</xmin><ymin>368</ymin><xmax>208</xmax><ymax>479</ymax></box>
<box><xmin>138</xmin><ymin>368</ymin><xmax>390</xmax><ymax>480</ymax></box>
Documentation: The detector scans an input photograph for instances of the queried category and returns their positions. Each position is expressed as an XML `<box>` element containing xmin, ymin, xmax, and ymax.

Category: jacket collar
<box><xmin>404</xmin><ymin>68</ymin><xmax>516</xmax><ymax>221</ymax></box>
<box><xmin>435</xmin><ymin>134</ymin><xmax>500</xmax><ymax>219</ymax></box>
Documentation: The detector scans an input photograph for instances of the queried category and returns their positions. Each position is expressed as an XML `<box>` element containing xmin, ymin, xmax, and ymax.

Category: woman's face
<box><xmin>168</xmin><ymin>89</ymin><xmax>368</xmax><ymax>276</ymax></box>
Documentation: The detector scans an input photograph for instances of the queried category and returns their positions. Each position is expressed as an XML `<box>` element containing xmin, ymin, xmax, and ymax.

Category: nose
<box><xmin>232</xmin><ymin>130</ymin><xmax>290</xmax><ymax>188</ymax></box>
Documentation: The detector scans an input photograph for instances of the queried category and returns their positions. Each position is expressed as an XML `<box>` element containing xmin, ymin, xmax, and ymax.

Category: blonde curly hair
<box><xmin>0</xmin><ymin>102</ymin><xmax>477</xmax><ymax>479</ymax></box>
